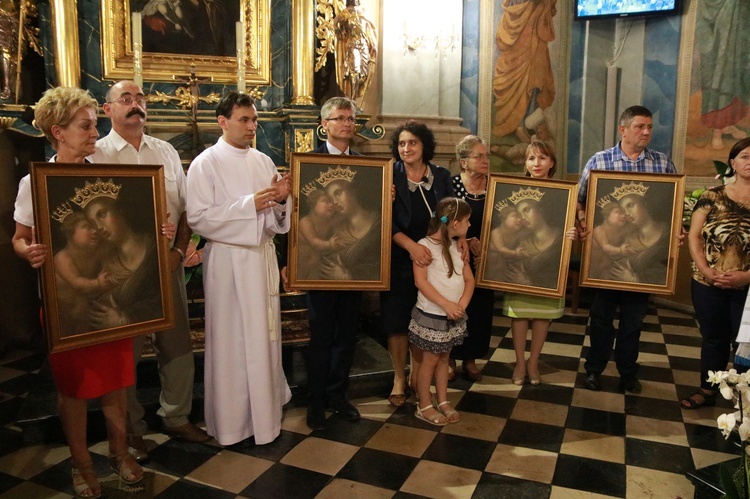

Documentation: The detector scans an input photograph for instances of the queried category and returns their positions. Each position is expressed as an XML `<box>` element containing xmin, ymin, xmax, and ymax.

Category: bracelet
<box><xmin>172</xmin><ymin>247</ymin><xmax>186</xmax><ymax>262</ymax></box>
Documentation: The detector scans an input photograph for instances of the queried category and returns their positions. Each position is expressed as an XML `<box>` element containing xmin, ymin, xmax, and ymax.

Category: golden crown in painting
<box><xmin>51</xmin><ymin>201</ymin><xmax>74</xmax><ymax>223</ymax></box>
<box><xmin>301</xmin><ymin>181</ymin><xmax>319</xmax><ymax>197</ymax></box>
<box><xmin>596</xmin><ymin>194</ymin><xmax>613</xmax><ymax>209</ymax></box>
<box><xmin>508</xmin><ymin>187</ymin><xmax>544</xmax><ymax>205</ymax></box>
<box><xmin>494</xmin><ymin>199</ymin><xmax>509</xmax><ymax>212</ymax></box>
<box><xmin>610</xmin><ymin>181</ymin><xmax>648</xmax><ymax>201</ymax></box>
<box><xmin>316</xmin><ymin>166</ymin><xmax>357</xmax><ymax>188</ymax></box>
<box><xmin>70</xmin><ymin>178</ymin><xmax>122</xmax><ymax>209</ymax></box>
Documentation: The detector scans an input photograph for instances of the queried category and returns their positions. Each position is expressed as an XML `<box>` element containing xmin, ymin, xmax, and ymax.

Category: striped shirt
<box><xmin>577</xmin><ymin>143</ymin><xmax>676</xmax><ymax>204</ymax></box>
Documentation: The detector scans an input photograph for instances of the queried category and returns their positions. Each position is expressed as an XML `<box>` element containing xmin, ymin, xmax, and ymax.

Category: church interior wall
<box><xmin>0</xmin><ymin>0</ymin><xmax>741</xmax><ymax>335</ymax></box>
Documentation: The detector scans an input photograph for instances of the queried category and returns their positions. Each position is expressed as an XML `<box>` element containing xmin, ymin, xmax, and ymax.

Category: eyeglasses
<box><xmin>110</xmin><ymin>95</ymin><xmax>147</xmax><ymax>107</ymax></box>
<box><xmin>326</xmin><ymin>116</ymin><xmax>356</xmax><ymax>123</ymax></box>
<box><xmin>466</xmin><ymin>153</ymin><xmax>490</xmax><ymax>161</ymax></box>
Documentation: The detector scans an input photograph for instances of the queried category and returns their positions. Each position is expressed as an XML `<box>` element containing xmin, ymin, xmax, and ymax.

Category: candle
<box><xmin>132</xmin><ymin>12</ymin><xmax>143</xmax><ymax>88</ymax></box>
<box><xmin>236</xmin><ymin>21</ymin><xmax>246</xmax><ymax>93</ymax></box>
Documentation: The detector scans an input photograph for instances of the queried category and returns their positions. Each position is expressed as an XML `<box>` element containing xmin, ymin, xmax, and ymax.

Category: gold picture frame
<box><xmin>31</xmin><ymin>162</ymin><xmax>175</xmax><ymax>353</ymax></box>
<box><xmin>100</xmin><ymin>0</ymin><xmax>271</xmax><ymax>84</ymax></box>
<box><xmin>288</xmin><ymin>153</ymin><xmax>393</xmax><ymax>291</ymax></box>
<box><xmin>476</xmin><ymin>175</ymin><xmax>578</xmax><ymax>298</ymax></box>
<box><xmin>580</xmin><ymin>171</ymin><xmax>686</xmax><ymax>295</ymax></box>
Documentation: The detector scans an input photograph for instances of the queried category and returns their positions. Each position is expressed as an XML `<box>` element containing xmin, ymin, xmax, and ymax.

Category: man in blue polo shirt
<box><xmin>576</xmin><ymin>105</ymin><xmax>676</xmax><ymax>394</ymax></box>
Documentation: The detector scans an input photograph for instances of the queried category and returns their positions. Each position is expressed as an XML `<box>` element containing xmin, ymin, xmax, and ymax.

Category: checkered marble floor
<box><xmin>0</xmin><ymin>300</ymin><xmax>739</xmax><ymax>498</ymax></box>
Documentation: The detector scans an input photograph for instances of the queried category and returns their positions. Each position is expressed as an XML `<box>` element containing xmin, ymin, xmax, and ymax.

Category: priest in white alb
<box><xmin>186</xmin><ymin>92</ymin><xmax>292</xmax><ymax>446</ymax></box>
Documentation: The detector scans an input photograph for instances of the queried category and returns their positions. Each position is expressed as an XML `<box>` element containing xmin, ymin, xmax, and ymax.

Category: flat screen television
<box><xmin>575</xmin><ymin>0</ymin><xmax>680</xmax><ymax>20</ymax></box>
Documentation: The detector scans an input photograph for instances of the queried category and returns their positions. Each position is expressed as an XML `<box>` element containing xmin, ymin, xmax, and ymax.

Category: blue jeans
<box><xmin>584</xmin><ymin>289</ymin><xmax>650</xmax><ymax>378</ymax></box>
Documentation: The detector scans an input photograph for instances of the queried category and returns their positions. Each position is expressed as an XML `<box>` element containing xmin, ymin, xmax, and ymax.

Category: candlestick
<box><xmin>236</xmin><ymin>21</ymin><xmax>246</xmax><ymax>93</ymax></box>
<box><xmin>132</xmin><ymin>12</ymin><xmax>143</xmax><ymax>88</ymax></box>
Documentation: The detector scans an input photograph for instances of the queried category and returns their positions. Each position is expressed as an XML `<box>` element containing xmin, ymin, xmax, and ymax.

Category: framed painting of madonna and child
<box><xmin>475</xmin><ymin>174</ymin><xmax>578</xmax><ymax>298</ymax></box>
<box><xmin>31</xmin><ymin>162</ymin><xmax>175</xmax><ymax>353</ymax></box>
<box><xmin>580</xmin><ymin>171</ymin><xmax>686</xmax><ymax>295</ymax></box>
<box><xmin>288</xmin><ymin>153</ymin><xmax>393</xmax><ymax>291</ymax></box>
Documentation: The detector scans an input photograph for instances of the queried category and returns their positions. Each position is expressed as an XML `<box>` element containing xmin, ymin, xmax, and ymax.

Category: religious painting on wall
<box><xmin>580</xmin><ymin>171</ymin><xmax>685</xmax><ymax>295</ymax></box>
<box><xmin>673</xmin><ymin>0</ymin><xmax>749</xmax><ymax>178</ymax></box>
<box><xmin>100</xmin><ymin>0</ymin><xmax>270</xmax><ymax>84</ymax></box>
<box><xmin>288</xmin><ymin>153</ymin><xmax>393</xmax><ymax>291</ymax></box>
<box><xmin>475</xmin><ymin>175</ymin><xmax>577</xmax><ymax>298</ymax></box>
<box><xmin>30</xmin><ymin>162</ymin><xmax>175</xmax><ymax>353</ymax></box>
<box><xmin>478</xmin><ymin>0</ymin><xmax>571</xmax><ymax>175</ymax></box>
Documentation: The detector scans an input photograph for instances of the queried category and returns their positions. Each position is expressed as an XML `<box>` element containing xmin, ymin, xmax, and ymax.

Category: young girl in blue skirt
<box><xmin>409</xmin><ymin>197</ymin><xmax>475</xmax><ymax>426</ymax></box>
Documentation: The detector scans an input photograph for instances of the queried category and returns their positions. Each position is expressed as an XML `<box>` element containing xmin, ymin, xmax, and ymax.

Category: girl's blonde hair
<box><xmin>427</xmin><ymin>197</ymin><xmax>471</xmax><ymax>278</ymax></box>
<box><xmin>34</xmin><ymin>87</ymin><xmax>98</xmax><ymax>148</ymax></box>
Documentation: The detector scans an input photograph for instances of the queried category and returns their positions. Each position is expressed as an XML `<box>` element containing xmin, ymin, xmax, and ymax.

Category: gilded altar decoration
<box><xmin>101</xmin><ymin>0</ymin><xmax>270</xmax><ymax>84</ymax></box>
<box><xmin>294</xmin><ymin>129</ymin><xmax>313</xmax><ymax>153</ymax></box>
<box><xmin>147</xmin><ymin>87</ymin><xmax>221</xmax><ymax>110</ymax></box>
<box><xmin>315</xmin><ymin>0</ymin><xmax>377</xmax><ymax>108</ymax></box>
<box><xmin>0</xmin><ymin>0</ymin><xmax>42</xmax><ymax>101</ymax></box>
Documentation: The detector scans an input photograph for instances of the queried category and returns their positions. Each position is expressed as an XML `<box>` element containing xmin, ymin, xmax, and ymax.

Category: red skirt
<box><xmin>49</xmin><ymin>338</ymin><xmax>135</xmax><ymax>399</ymax></box>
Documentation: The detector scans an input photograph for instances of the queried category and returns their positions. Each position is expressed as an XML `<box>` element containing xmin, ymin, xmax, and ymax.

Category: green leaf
<box><xmin>721</xmin><ymin>462</ymin><xmax>742</xmax><ymax>499</ymax></box>
<box><xmin>714</xmin><ymin>160</ymin><xmax>731</xmax><ymax>177</ymax></box>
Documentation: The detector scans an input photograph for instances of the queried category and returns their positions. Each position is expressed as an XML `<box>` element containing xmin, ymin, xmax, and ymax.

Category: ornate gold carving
<box><xmin>147</xmin><ymin>87</ymin><xmax>222</xmax><ymax>110</ymax></box>
<box><xmin>295</xmin><ymin>129</ymin><xmax>313</xmax><ymax>153</ymax></box>
<box><xmin>314</xmin><ymin>0</ymin><xmax>377</xmax><ymax>108</ymax></box>
<box><xmin>100</xmin><ymin>0</ymin><xmax>270</xmax><ymax>84</ymax></box>
<box><xmin>0</xmin><ymin>116</ymin><xmax>17</xmax><ymax>128</ymax></box>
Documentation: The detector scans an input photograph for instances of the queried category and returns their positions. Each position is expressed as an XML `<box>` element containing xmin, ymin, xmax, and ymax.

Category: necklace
<box><xmin>461</xmin><ymin>172</ymin><xmax>486</xmax><ymax>200</ymax></box>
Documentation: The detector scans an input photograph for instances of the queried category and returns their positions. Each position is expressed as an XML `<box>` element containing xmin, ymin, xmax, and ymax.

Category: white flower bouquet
<box><xmin>710</xmin><ymin>369</ymin><xmax>750</xmax><ymax>498</ymax></box>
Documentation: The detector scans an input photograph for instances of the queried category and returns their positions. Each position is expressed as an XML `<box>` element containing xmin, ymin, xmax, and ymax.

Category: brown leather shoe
<box><xmin>463</xmin><ymin>362</ymin><xmax>482</xmax><ymax>382</ymax></box>
<box><xmin>126</xmin><ymin>435</ymin><xmax>148</xmax><ymax>463</ymax></box>
<box><xmin>163</xmin><ymin>423</ymin><xmax>211</xmax><ymax>443</ymax></box>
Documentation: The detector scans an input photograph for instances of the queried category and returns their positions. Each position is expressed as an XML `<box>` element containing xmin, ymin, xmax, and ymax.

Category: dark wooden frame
<box><xmin>31</xmin><ymin>162</ymin><xmax>174</xmax><ymax>353</ymax></box>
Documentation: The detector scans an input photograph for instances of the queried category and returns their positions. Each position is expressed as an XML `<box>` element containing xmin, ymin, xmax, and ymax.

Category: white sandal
<box><xmin>414</xmin><ymin>405</ymin><xmax>448</xmax><ymax>426</ymax></box>
<box><xmin>438</xmin><ymin>401</ymin><xmax>460</xmax><ymax>423</ymax></box>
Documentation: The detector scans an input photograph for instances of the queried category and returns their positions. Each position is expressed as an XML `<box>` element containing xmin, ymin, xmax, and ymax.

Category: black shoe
<box><xmin>619</xmin><ymin>377</ymin><xmax>642</xmax><ymax>394</ymax></box>
<box><xmin>583</xmin><ymin>373</ymin><xmax>601</xmax><ymax>391</ymax></box>
<box><xmin>306</xmin><ymin>406</ymin><xmax>327</xmax><ymax>430</ymax></box>
<box><xmin>329</xmin><ymin>400</ymin><xmax>360</xmax><ymax>422</ymax></box>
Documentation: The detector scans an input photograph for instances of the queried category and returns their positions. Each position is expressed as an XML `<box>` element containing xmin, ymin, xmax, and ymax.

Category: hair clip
<box><xmin>440</xmin><ymin>215</ymin><xmax>448</xmax><ymax>223</ymax></box>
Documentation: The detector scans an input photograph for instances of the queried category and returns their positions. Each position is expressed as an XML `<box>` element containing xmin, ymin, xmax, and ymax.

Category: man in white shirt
<box><xmin>186</xmin><ymin>92</ymin><xmax>292</xmax><ymax>446</ymax></box>
<box><xmin>91</xmin><ymin>80</ymin><xmax>209</xmax><ymax>458</ymax></box>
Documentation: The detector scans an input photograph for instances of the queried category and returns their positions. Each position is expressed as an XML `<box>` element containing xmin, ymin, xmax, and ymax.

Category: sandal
<box><xmin>512</xmin><ymin>362</ymin><xmax>526</xmax><ymax>386</ymax></box>
<box><xmin>72</xmin><ymin>462</ymin><xmax>101</xmax><ymax>498</ymax></box>
<box><xmin>109</xmin><ymin>451</ymin><xmax>144</xmax><ymax>485</ymax></box>
<box><xmin>527</xmin><ymin>363</ymin><xmax>541</xmax><ymax>386</ymax></box>
<box><xmin>680</xmin><ymin>390</ymin><xmax>716</xmax><ymax>410</ymax></box>
<box><xmin>414</xmin><ymin>405</ymin><xmax>448</xmax><ymax>426</ymax></box>
<box><xmin>388</xmin><ymin>393</ymin><xmax>406</xmax><ymax>407</ymax></box>
<box><xmin>438</xmin><ymin>401</ymin><xmax>460</xmax><ymax>423</ymax></box>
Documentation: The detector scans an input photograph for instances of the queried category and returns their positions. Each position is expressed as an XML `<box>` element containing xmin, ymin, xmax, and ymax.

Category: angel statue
<box><xmin>0</xmin><ymin>0</ymin><xmax>41</xmax><ymax>101</ymax></box>
<box><xmin>315</xmin><ymin>0</ymin><xmax>377</xmax><ymax>108</ymax></box>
